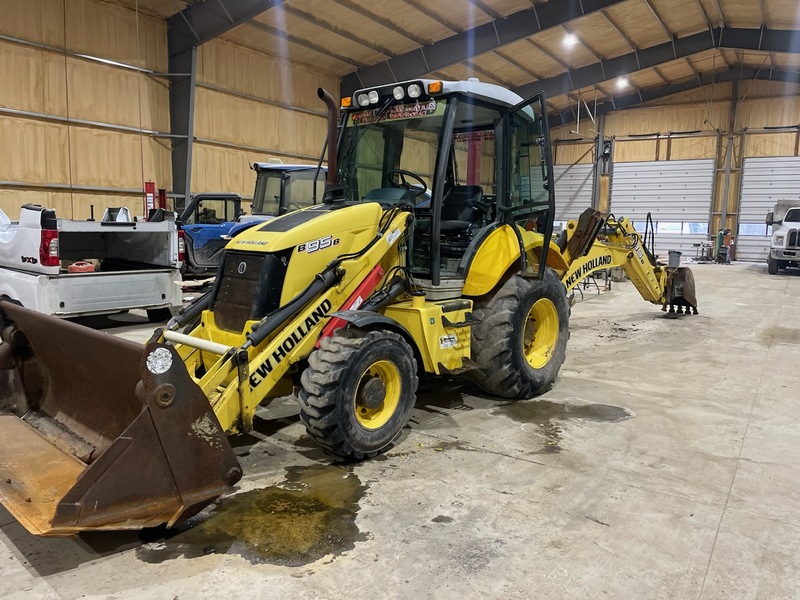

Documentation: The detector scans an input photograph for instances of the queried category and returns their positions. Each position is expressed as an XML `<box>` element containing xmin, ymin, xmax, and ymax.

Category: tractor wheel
<box><xmin>298</xmin><ymin>328</ymin><xmax>418</xmax><ymax>460</ymax></box>
<box><xmin>468</xmin><ymin>270</ymin><xmax>569</xmax><ymax>399</ymax></box>
<box><xmin>768</xmin><ymin>256</ymin><xmax>778</xmax><ymax>274</ymax></box>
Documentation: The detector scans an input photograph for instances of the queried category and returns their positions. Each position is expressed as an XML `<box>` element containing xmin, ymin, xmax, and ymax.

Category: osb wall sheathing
<box><xmin>192</xmin><ymin>39</ymin><xmax>341</xmax><ymax>196</ymax></box>
<box><xmin>0</xmin><ymin>0</ymin><xmax>169</xmax><ymax>219</ymax></box>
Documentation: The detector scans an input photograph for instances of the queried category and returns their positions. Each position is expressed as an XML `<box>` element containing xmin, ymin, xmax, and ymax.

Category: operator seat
<box><xmin>441</xmin><ymin>185</ymin><xmax>484</xmax><ymax>233</ymax></box>
<box><xmin>441</xmin><ymin>185</ymin><xmax>487</xmax><ymax>258</ymax></box>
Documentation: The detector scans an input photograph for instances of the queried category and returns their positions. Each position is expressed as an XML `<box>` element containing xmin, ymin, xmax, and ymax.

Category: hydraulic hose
<box><xmin>246</xmin><ymin>267</ymin><xmax>340</xmax><ymax>348</ymax></box>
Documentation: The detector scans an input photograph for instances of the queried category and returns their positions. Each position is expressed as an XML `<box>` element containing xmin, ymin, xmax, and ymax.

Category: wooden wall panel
<box><xmin>0</xmin><ymin>116</ymin><xmax>70</xmax><ymax>184</ymax></box>
<box><xmin>606</xmin><ymin>104</ymin><xmax>728</xmax><ymax>137</ymax></box>
<box><xmin>192</xmin><ymin>144</ymin><xmax>270</xmax><ymax>198</ymax></box>
<box><xmin>613</xmin><ymin>139</ymin><xmax>658</xmax><ymax>163</ymax></box>
<box><xmin>738</xmin><ymin>96</ymin><xmax>800</xmax><ymax>130</ymax></box>
<box><xmin>744</xmin><ymin>132</ymin><xmax>797</xmax><ymax>158</ymax></box>
<box><xmin>0</xmin><ymin>0</ymin><xmax>66</xmax><ymax>46</ymax></box>
<box><xmin>191</xmin><ymin>38</ymin><xmax>343</xmax><ymax>195</ymax></box>
<box><xmin>197</xmin><ymin>39</ymin><xmax>339</xmax><ymax>111</ymax></box>
<box><xmin>66</xmin><ymin>59</ymin><xmax>169</xmax><ymax>131</ymax></box>
<box><xmin>664</xmin><ymin>135</ymin><xmax>717</xmax><ymax>160</ymax></box>
<box><xmin>0</xmin><ymin>42</ymin><xmax>67</xmax><ymax>113</ymax></box>
<box><xmin>1</xmin><ymin>0</ymin><xmax>171</xmax><ymax>218</ymax></box>
<box><xmin>63</xmin><ymin>0</ymin><xmax>166</xmax><ymax>71</ymax></box>
<box><xmin>553</xmin><ymin>142</ymin><xmax>594</xmax><ymax>165</ymax></box>
<box><xmin>194</xmin><ymin>88</ymin><xmax>327</xmax><ymax>159</ymax></box>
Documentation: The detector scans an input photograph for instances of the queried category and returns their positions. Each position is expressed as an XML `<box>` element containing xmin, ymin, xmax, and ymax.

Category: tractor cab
<box><xmin>337</xmin><ymin>79</ymin><xmax>555</xmax><ymax>298</ymax></box>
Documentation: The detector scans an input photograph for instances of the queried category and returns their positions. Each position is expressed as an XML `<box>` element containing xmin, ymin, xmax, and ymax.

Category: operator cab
<box><xmin>337</xmin><ymin>79</ymin><xmax>554</xmax><ymax>298</ymax></box>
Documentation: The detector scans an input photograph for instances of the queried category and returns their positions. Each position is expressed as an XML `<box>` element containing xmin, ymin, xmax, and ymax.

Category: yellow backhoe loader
<box><xmin>0</xmin><ymin>80</ymin><xmax>692</xmax><ymax>537</ymax></box>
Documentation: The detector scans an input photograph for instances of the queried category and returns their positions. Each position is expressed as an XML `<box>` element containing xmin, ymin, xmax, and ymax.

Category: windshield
<box><xmin>785</xmin><ymin>208</ymin><xmax>800</xmax><ymax>222</ymax></box>
<box><xmin>251</xmin><ymin>169</ymin><xmax>325</xmax><ymax>215</ymax></box>
<box><xmin>338</xmin><ymin>99</ymin><xmax>447</xmax><ymax>203</ymax></box>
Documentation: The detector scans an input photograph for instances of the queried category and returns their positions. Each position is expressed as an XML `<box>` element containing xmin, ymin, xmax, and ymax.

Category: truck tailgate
<box><xmin>41</xmin><ymin>269</ymin><xmax>182</xmax><ymax>316</ymax></box>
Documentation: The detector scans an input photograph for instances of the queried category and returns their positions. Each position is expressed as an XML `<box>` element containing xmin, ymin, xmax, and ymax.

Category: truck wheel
<box><xmin>147</xmin><ymin>308</ymin><xmax>173</xmax><ymax>323</ymax></box>
<box><xmin>468</xmin><ymin>270</ymin><xmax>569</xmax><ymax>399</ymax></box>
<box><xmin>768</xmin><ymin>256</ymin><xmax>778</xmax><ymax>274</ymax></box>
<box><xmin>298</xmin><ymin>328</ymin><xmax>418</xmax><ymax>460</ymax></box>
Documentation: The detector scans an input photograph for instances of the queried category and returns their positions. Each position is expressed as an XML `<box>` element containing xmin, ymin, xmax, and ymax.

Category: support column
<box><xmin>719</xmin><ymin>80</ymin><xmax>738</xmax><ymax>233</ymax></box>
<box><xmin>168</xmin><ymin>46</ymin><xmax>197</xmax><ymax>211</ymax></box>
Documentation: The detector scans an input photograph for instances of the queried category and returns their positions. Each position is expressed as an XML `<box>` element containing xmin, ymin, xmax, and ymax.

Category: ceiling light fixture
<box><xmin>616</xmin><ymin>77</ymin><xmax>629</xmax><ymax>90</ymax></box>
<box><xmin>563</xmin><ymin>33</ymin><xmax>577</xmax><ymax>48</ymax></box>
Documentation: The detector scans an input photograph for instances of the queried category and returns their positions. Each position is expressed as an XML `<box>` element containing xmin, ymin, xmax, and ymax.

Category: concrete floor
<box><xmin>2</xmin><ymin>262</ymin><xmax>799</xmax><ymax>599</ymax></box>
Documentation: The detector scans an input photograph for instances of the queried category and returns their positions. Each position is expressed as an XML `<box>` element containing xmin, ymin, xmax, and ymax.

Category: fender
<box><xmin>326</xmin><ymin>310</ymin><xmax>414</xmax><ymax>341</ymax></box>
<box><xmin>462</xmin><ymin>224</ymin><xmax>569</xmax><ymax>297</ymax></box>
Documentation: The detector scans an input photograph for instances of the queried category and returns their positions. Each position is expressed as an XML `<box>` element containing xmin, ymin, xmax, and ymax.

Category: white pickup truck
<box><xmin>0</xmin><ymin>204</ymin><xmax>183</xmax><ymax>321</ymax></box>
<box><xmin>766</xmin><ymin>202</ymin><xmax>800</xmax><ymax>275</ymax></box>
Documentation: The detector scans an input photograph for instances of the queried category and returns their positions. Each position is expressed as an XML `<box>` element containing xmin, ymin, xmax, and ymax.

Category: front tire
<box><xmin>468</xmin><ymin>270</ymin><xmax>569</xmax><ymax>399</ymax></box>
<box><xmin>298</xmin><ymin>328</ymin><xmax>418</xmax><ymax>460</ymax></box>
<box><xmin>768</xmin><ymin>256</ymin><xmax>778</xmax><ymax>274</ymax></box>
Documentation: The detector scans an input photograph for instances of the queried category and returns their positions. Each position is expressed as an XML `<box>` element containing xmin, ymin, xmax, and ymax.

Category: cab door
<box><xmin>503</xmin><ymin>92</ymin><xmax>556</xmax><ymax>278</ymax></box>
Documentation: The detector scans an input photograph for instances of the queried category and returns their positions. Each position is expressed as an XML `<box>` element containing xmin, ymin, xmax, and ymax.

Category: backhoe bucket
<box><xmin>0</xmin><ymin>301</ymin><xmax>241</xmax><ymax>537</ymax></box>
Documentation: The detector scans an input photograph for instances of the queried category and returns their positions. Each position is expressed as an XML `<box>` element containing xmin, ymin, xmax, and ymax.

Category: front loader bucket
<box><xmin>0</xmin><ymin>301</ymin><xmax>241</xmax><ymax>537</ymax></box>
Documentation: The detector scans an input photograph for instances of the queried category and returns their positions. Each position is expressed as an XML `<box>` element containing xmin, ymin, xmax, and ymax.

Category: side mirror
<box><xmin>766</xmin><ymin>211</ymin><xmax>774</xmax><ymax>226</ymax></box>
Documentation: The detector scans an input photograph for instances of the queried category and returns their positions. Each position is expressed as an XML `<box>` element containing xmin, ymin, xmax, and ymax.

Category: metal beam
<box><xmin>551</xmin><ymin>66</ymin><xmax>800</xmax><ymax>125</ymax></box>
<box><xmin>168</xmin><ymin>0</ymin><xmax>278</xmax><ymax>56</ymax></box>
<box><xmin>340</xmin><ymin>0</ymin><xmax>626</xmax><ymax>94</ymax></box>
<box><xmin>517</xmin><ymin>28</ymin><xmax>800</xmax><ymax>101</ymax></box>
<box><xmin>168</xmin><ymin>46</ymin><xmax>196</xmax><ymax>207</ymax></box>
<box><xmin>167</xmin><ymin>1</ymin><xmax>279</xmax><ymax>207</ymax></box>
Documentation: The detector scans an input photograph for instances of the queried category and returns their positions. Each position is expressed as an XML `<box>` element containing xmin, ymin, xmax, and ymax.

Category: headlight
<box><xmin>774</xmin><ymin>234</ymin><xmax>785</xmax><ymax>246</ymax></box>
<box><xmin>368</xmin><ymin>90</ymin><xmax>380</xmax><ymax>104</ymax></box>
<box><xmin>357</xmin><ymin>93</ymin><xmax>370</xmax><ymax>107</ymax></box>
<box><xmin>392</xmin><ymin>86</ymin><xmax>405</xmax><ymax>101</ymax></box>
<box><xmin>408</xmin><ymin>83</ymin><xmax>422</xmax><ymax>98</ymax></box>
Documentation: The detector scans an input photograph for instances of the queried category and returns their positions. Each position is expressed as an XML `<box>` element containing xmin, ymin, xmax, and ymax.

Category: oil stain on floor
<box><xmin>496</xmin><ymin>400</ymin><xmax>633</xmax><ymax>453</ymax></box>
<box><xmin>137</xmin><ymin>464</ymin><xmax>368</xmax><ymax>566</ymax></box>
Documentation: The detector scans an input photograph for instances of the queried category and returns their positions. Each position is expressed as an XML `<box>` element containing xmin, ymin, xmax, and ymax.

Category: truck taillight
<box><xmin>39</xmin><ymin>229</ymin><xmax>59</xmax><ymax>267</ymax></box>
<box><xmin>177</xmin><ymin>229</ymin><xmax>185</xmax><ymax>263</ymax></box>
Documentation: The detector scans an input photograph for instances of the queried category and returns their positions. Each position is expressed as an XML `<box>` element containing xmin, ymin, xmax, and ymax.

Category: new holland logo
<box><xmin>565</xmin><ymin>255</ymin><xmax>613</xmax><ymax>288</ymax></box>
<box><xmin>248</xmin><ymin>298</ymin><xmax>333</xmax><ymax>389</ymax></box>
<box><xmin>237</xmin><ymin>262</ymin><xmax>247</xmax><ymax>275</ymax></box>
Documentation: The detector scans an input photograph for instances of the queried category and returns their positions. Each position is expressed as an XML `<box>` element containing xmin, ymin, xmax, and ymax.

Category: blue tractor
<box><xmin>179</xmin><ymin>163</ymin><xmax>326</xmax><ymax>275</ymax></box>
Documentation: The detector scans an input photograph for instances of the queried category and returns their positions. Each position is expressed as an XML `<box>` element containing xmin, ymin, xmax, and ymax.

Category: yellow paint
<box><xmin>384</xmin><ymin>300</ymin><xmax>472</xmax><ymax>374</ymax></box>
<box><xmin>354</xmin><ymin>360</ymin><xmax>401</xmax><ymax>429</ymax></box>
<box><xmin>523</xmin><ymin>298</ymin><xmax>559</xmax><ymax>369</ymax></box>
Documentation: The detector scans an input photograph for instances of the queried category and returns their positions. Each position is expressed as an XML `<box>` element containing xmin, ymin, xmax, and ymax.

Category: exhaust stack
<box><xmin>317</xmin><ymin>88</ymin><xmax>344</xmax><ymax>201</ymax></box>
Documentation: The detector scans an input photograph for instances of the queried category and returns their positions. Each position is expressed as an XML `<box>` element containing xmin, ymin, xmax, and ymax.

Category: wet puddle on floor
<box><xmin>137</xmin><ymin>464</ymin><xmax>368</xmax><ymax>566</ymax></box>
<box><xmin>496</xmin><ymin>400</ymin><xmax>633</xmax><ymax>454</ymax></box>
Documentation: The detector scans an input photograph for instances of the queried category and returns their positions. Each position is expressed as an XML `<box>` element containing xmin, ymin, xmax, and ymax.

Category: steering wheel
<box><xmin>387</xmin><ymin>169</ymin><xmax>428</xmax><ymax>200</ymax></box>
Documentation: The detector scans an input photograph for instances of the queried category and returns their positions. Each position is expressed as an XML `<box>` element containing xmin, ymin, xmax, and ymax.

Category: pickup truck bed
<box><xmin>0</xmin><ymin>204</ymin><xmax>182</xmax><ymax>319</ymax></box>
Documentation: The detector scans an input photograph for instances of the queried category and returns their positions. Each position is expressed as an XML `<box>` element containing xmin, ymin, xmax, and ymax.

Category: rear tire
<box><xmin>298</xmin><ymin>328</ymin><xmax>418</xmax><ymax>460</ymax></box>
<box><xmin>468</xmin><ymin>270</ymin><xmax>569</xmax><ymax>399</ymax></box>
<box><xmin>768</xmin><ymin>256</ymin><xmax>778</xmax><ymax>274</ymax></box>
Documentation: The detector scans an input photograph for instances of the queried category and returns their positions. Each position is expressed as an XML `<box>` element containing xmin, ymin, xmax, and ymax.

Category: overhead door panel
<box><xmin>553</xmin><ymin>163</ymin><xmax>594</xmax><ymax>222</ymax></box>
<box><xmin>610</xmin><ymin>159</ymin><xmax>714</xmax><ymax>258</ymax></box>
<box><xmin>737</xmin><ymin>157</ymin><xmax>800</xmax><ymax>262</ymax></box>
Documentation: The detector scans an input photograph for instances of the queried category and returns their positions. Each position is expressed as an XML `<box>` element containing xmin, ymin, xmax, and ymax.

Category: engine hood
<box><xmin>226</xmin><ymin>202</ymin><xmax>384</xmax><ymax>253</ymax></box>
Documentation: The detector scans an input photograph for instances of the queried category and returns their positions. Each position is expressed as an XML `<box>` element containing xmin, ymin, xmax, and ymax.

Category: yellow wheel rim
<box><xmin>523</xmin><ymin>298</ymin><xmax>559</xmax><ymax>369</ymax></box>
<box><xmin>354</xmin><ymin>360</ymin><xmax>402</xmax><ymax>430</ymax></box>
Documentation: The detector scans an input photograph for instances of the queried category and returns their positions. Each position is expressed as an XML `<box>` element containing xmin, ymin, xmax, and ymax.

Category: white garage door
<box><xmin>737</xmin><ymin>157</ymin><xmax>800</xmax><ymax>262</ymax></box>
<box><xmin>553</xmin><ymin>163</ymin><xmax>594</xmax><ymax>223</ymax></box>
<box><xmin>609</xmin><ymin>159</ymin><xmax>714</xmax><ymax>259</ymax></box>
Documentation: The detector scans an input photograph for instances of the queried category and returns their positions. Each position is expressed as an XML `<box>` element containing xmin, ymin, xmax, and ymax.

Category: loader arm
<box><xmin>560</xmin><ymin>210</ymin><xmax>669</xmax><ymax>306</ymax></box>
